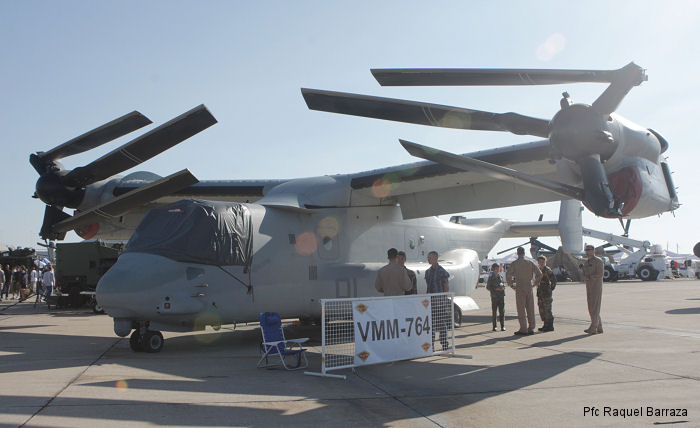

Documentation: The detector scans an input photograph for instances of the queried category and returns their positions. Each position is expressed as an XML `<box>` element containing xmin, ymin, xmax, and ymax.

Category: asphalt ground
<box><xmin>0</xmin><ymin>278</ymin><xmax>698</xmax><ymax>428</ymax></box>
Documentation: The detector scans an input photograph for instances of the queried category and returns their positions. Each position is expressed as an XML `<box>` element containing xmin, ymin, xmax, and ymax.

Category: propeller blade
<box><xmin>35</xmin><ymin>111</ymin><xmax>152</xmax><ymax>165</ymax></box>
<box><xmin>52</xmin><ymin>169</ymin><xmax>199</xmax><ymax>234</ymax></box>
<box><xmin>39</xmin><ymin>205</ymin><xmax>71</xmax><ymax>241</ymax></box>
<box><xmin>372</xmin><ymin>66</ymin><xmax>626</xmax><ymax>87</ymax></box>
<box><xmin>302</xmin><ymin>88</ymin><xmax>550</xmax><ymax>137</ymax></box>
<box><xmin>497</xmin><ymin>242</ymin><xmax>530</xmax><ymax>255</ymax></box>
<box><xmin>62</xmin><ymin>105</ymin><xmax>216</xmax><ymax>188</ymax></box>
<box><xmin>577</xmin><ymin>154</ymin><xmax>621</xmax><ymax>217</ymax></box>
<box><xmin>591</xmin><ymin>62</ymin><xmax>647</xmax><ymax>116</ymax></box>
<box><xmin>399</xmin><ymin>139</ymin><xmax>584</xmax><ymax>201</ymax></box>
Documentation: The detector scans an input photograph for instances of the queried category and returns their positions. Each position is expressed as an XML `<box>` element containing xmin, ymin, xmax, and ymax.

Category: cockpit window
<box><xmin>125</xmin><ymin>199</ymin><xmax>253</xmax><ymax>266</ymax></box>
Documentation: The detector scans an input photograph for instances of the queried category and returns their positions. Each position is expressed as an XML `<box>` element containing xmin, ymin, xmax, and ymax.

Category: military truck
<box><xmin>55</xmin><ymin>241</ymin><xmax>124</xmax><ymax>312</ymax></box>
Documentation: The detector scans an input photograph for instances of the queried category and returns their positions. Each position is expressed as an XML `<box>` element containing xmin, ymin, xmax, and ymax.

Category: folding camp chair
<box><xmin>257</xmin><ymin>312</ymin><xmax>309</xmax><ymax>370</ymax></box>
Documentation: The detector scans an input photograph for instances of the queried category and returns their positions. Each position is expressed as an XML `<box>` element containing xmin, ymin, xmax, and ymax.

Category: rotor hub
<box><xmin>549</xmin><ymin>104</ymin><xmax>618</xmax><ymax>161</ymax></box>
<box><xmin>35</xmin><ymin>173</ymin><xmax>84</xmax><ymax>208</ymax></box>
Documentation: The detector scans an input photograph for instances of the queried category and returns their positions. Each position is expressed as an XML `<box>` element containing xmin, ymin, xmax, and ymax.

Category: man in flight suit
<box><xmin>507</xmin><ymin>247</ymin><xmax>542</xmax><ymax>335</ymax></box>
<box><xmin>582</xmin><ymin>245</ymin><xmax>604</xmax><ymax>334</ymax></box>
<box><xmin>375</xmin><ymin>248</ymin><xmax>411</xmax><ymax>296</ymax></box>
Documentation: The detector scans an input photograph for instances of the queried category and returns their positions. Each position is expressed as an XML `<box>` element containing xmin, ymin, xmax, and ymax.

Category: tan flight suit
<box><xmin>507</xmin><ymin>257</ymin><xmax>542</xmax><ymax>333</ymax></box>
<box><xmin>582</xmin><ymin>255</ymin><xmax>604</xmax><ymax>333</ymax></box>
<box><xmin>375</xmin><ymin>263</ymin><xmax>411</xmax><ymax>296</ymax></box>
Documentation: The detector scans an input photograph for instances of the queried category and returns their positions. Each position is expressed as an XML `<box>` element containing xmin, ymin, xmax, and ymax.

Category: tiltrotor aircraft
<box><xmin>29</xmin><ymin>64</ymin><xmax>678</xmax><ymax>352</ymax></box>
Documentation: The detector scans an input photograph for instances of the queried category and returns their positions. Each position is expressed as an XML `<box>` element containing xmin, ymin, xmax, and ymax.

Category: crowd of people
<box><xmin>0</xmin><ymin>264</ymin><xmax>55</xmax><ymax>302</ymax></box>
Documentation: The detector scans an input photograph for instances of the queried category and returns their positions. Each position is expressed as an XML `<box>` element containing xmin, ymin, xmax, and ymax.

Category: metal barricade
<box><xmin>305</xmin><ymin>293</ymin><xmax>455</xmax><ymax>379</ymax></box>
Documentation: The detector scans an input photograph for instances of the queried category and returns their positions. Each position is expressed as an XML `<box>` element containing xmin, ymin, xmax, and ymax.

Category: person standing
<box><xmin>486</xmin><ymin>263</ymin><xmax>506</xmax><ymax>331</ymax></box>
<box><xmin>506</xmin><ymin>247</ymin><xmax>542</xmax><ymax>336</ymax></box>
<box><xmin>536</xmin><ymin>256</ymin><xmax>557</xmax><ymax>332</ymax></box>
<box><xmin>1</xmin><ymin>265</ymin><xmax>10</xmax><ymax>300</ymax></box>
<box><xmin>425</xmin><ymin>251</ymin><xmax>450</xmax><ymax>350</ymax></box>
<box><xmin>42</xmin><ymin>265</ymin><xmax>55</xmax><ymax>299</ymax></box>
<box><xmin>0</xmin><ymin>268</ymin><xmax>4</xmax><ymax>302</ymax></box>
<box><xmin>30</xmin><ymin>267</ymin><xmax>38</xmax><ymax>294</ymax></box>
<box><xmin>582</xmin><ymin>245</ymin><xmax>604</xmax><ymax>334</ymax></box>
<box><xmin>375</xmin><ymin>248</ymin><xmax>411</xmax><ymax>296</ymax></box>
<box><xmin>397</xmin><ymin>251</ymin><xmax>417</xmax><ymax>295</ymax></box>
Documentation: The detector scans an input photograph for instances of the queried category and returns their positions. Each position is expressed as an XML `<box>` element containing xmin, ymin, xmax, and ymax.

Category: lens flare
<box><xmin>115</xmin><ymin>380</ymin><xmax>128</xmax><ymax>390</ymax></box>
<box><xmin>372</xmin><ymin>173</ymin><xmax>400</xmax><ymax>198</ymax></box>
<box><xmin>294</xmin><ymin>232</ymin><xmax>318</xmax><ymax>256</ymax></box>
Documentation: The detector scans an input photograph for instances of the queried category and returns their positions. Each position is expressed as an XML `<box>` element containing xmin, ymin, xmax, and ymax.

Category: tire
<box><xmin>129</xmin><ymin>330</ymin><xmax>144</xmax><ymax>352</ymax></box>
<box><xmin>92</xmin><ymin>302</ymin><xmax>104</xmax><ymax>314</ymax></box>
<box><xmin>638</xmin><ymin>265</ymin><xmax>657</xmax><ymax>281</ymax></box>
<box><xmin>453</xmin><ymin>304</ymin><xmax>462</xmax><ymax>328</ymax></box>
<box><xmin>143</xmin><ymin>331</ymin><xmax>164</xmax><ymax>353</ymax></box>
<box><xmin>603</xmin><ymin>266</ymin><xmax>617</xmax><ymax>282</ymax></box>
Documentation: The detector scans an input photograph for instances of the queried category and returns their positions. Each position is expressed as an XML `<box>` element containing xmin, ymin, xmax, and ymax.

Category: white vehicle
<box><xmin>603</xmin><ymin>245</ymin><xmax>668</xmax><ymax>282</ymax></box>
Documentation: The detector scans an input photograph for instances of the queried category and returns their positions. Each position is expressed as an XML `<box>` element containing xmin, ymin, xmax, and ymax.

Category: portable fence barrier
<box><xmin>305</xmin><ymin>292</ymin><xmax>469</xmax><ymax>379</ymax></box>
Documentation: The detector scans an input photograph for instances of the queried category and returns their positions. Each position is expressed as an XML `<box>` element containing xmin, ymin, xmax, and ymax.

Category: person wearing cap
<box><xmin>582</xmin><ymin>245</ymin><xmax>604</xmax><ymax>334</ymax></box>
<box><xmin>375</xmin><ymin>248</ymin><xmax>411</xmax><ymax>296</ymax></box>
<box><xmin>506</xmin><ymin>247</ymin><xmax>542</xmax><ymax>335</ymax></box>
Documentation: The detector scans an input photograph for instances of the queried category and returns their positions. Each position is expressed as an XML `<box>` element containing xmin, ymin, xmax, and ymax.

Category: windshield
<box><xmin>125</xmin><ymin>199</ymin><xmax>253</xmax><ymax>266</ymax></box>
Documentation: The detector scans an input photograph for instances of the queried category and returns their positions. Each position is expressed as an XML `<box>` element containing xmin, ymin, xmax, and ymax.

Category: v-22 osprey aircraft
<box><xmin>29</xmin><ymin>64</ymin><xmax>678</xmax><ymax>352</ymax></box>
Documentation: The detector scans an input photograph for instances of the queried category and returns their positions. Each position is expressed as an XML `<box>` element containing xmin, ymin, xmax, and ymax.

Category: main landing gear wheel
<box><xmin>129</xmin><ymin>330</ymin><xmax>144</xmax><ymax>352</ymax></box>
<box><xmin>143</xmin><ymin>331</ymin><xmax>164</xmax><ymax>353</ymax></box>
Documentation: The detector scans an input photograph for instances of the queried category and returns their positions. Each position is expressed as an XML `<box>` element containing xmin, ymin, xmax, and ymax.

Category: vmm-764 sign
<box><xmin>353</xmin><ymin>296</ymin><xmax>433</xmax><ymax>365</ymax></box>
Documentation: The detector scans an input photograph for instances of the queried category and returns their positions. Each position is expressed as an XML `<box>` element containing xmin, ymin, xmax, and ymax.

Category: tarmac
<box><xmin>0</xmin><ymin>278</ymin><xmax>698</xmax><ymax>428</ymax></box>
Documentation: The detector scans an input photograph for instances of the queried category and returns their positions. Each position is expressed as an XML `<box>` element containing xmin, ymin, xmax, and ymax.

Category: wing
<box><xmin>114</xmin><ymin>179</ymin><xmax>288</xmax><ymax>204</ymax></box>
<box><xmin>348</xmin><ymin>139</ymin><xmax>563</xmax><ymax>218</ymax></box>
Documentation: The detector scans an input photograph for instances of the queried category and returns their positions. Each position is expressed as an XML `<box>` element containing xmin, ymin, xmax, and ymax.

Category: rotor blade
<box><xmin>52</xmin><ymin>169</ymin><xmax>199</xmax><ymax>234</ymax></box>
<box><xmin>39</xmin><ymin>205</ymin><xmax>71</xmax><ymax>241</ymax></box>
<box><xmin>399</xmin><ymin>139</ymin><xmax>584</xmax><ymax>201</ymax></box>
<box><xmin>39</xmin><ymin>111</ymin><xmax>152</xmax><ymax>162</ymax></box>
<box><xmin>497</xmin><ymin>242</ymin><xmax>530</xmax><ymax>255</ymax></box>
<box><xmin>591</xmin><ymin>62</ymin><xmax>647</xmax><ymax>116</ymax></box>
<box><xmin>62</xmin><ymin>105</ymin><xmax>216</xmax><ymax>188</ymax></box>
<box><xmin>302</xmin><ymin>88</ymin><xmax>550</xmax><ymax>137</ymax></box>
<box><xmin>372</xmin><ymin>66</ymin><xmax>626</xmax><ymax>87</ymax></box>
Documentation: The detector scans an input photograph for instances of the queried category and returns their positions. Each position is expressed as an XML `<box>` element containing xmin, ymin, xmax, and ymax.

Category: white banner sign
<box><xmin>353</xmin><ymin>295</ymin><xmax>433</xmax><ymax>365</ymax></box>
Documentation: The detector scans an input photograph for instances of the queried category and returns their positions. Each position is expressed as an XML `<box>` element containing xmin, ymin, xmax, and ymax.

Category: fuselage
<box><xmin>98</xmin><ymin>203</ymin><xmax>510</xmax><ymax>336</ymax></box>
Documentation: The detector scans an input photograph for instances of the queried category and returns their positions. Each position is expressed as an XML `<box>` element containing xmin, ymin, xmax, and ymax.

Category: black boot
<box><xmin>543</xmin><ymin>319</ymin><xmax>554</xmax><ymax>332</ymax></box>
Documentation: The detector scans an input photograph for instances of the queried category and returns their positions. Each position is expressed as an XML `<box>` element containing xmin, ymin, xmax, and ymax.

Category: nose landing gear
<box><xmin>129</xmin><ymin>327</ymin><xmax>164</xmax><ymax>353</ymax></box>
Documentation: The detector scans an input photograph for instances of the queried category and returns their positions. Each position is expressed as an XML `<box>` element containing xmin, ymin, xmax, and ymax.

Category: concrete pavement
<box><xmin>1</xmin><ymin>279</ymin><xmax>698</xmax><ymax>427</ymax></box>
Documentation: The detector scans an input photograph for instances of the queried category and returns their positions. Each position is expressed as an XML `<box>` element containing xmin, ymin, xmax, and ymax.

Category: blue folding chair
<box><xmin>257</xmin><ymin>312</ymin><xmax>309</xmax><ymax>370</ymax></box>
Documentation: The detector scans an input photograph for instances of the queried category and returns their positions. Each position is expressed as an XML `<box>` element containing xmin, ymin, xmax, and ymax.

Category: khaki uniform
<box><xmin>507</xmin><ymin>257</ymin><xmax>542</xmax><ymax>333</ymax></box>
<box><xmin>375</xmin><ymin>263</ymin><xmax>411</xmax><ymax>296</ymax></box>
<box><xmin>582</xmin><ymin>255</ymin><xmax>604</xmax><ymax>333</ymax></box>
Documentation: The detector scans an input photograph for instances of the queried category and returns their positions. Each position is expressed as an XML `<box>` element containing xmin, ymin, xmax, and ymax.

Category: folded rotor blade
<box><xmin>372</xmin><ymin>67</ymin><xmax>624</xmax><ymax>87</ymax></box>
<box><xmin>62</xmin><ymin>105</ymin><xmax>216</xmax><ymax>188</ymax></box>
<box><xmin>39</xmin><ymin>205</ymin><xmax>71</xmax><ymax>241</ymax></box>
<box><xmin>399</xmin><ymin>139</ymin><xmax>583</xmax><ymax>201</ymax></box>
<box><xmin>52</xmin><ymin>169</ymin><xmax>199</xmax><ymax>234</ymax></box>
<box><xmin>39</xmin><ymin>111</ymin><xmax>152</xmax><ymax>162</ymax></box>
<box><xmin>302</xmin><ymin>88</ymin><xmax>550</xmax><ymax>137</ymax></box>
<box><xmin>591</xmin><ymin>62</ymin><xmax>647</xmax><ymax>116</ymax></box>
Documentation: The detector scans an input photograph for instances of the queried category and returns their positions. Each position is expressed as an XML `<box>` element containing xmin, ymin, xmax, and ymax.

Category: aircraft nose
<box><xmin>97</xmin><ymin>253</ymin><xmax>183</xmax><ymax>318</ymax></box>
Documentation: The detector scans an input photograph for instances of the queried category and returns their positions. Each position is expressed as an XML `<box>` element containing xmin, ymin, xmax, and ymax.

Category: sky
<box><xmin>1</xmin><ymin>1</ymin><xmax>699</xmax><ymax>257</ymax></box>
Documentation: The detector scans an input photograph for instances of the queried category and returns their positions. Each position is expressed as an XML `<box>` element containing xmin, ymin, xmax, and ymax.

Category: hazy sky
<box><xmin>1</xmin><ymin>1</ymin><xmax>698</xmax><ymax>256</ymax></box>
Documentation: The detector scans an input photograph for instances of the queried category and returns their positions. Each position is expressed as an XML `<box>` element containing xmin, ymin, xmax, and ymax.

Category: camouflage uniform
<box><xmin>537</xmin><ymin>265</ymin><xmax>557</xmax><ymax>331</ymax></box>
